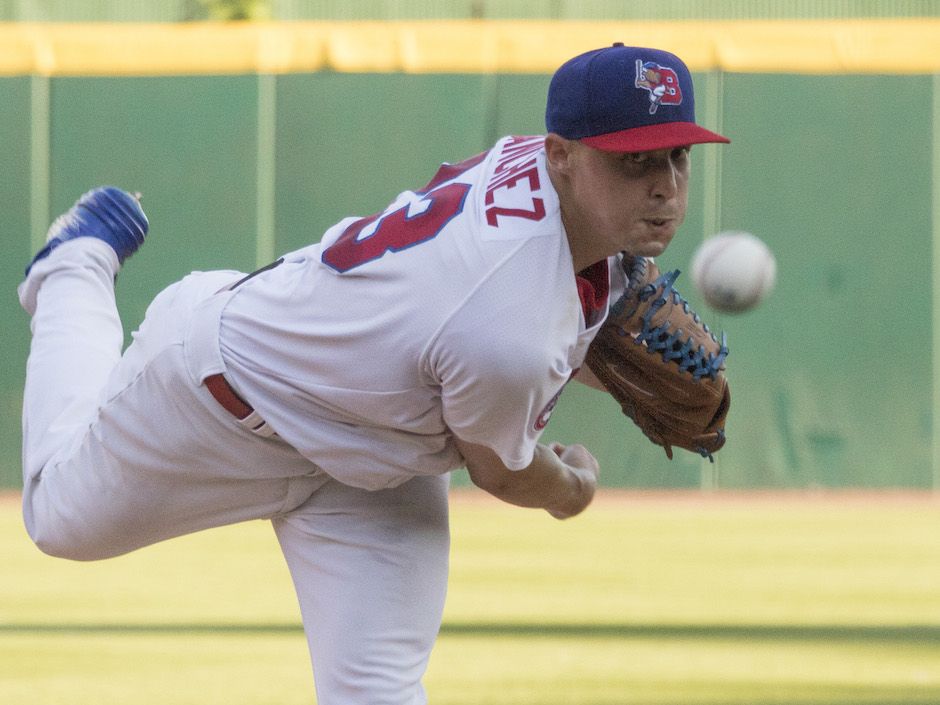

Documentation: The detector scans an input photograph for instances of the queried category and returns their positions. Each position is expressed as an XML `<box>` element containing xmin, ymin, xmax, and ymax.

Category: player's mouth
<box><xmin>644</xmin><ymin>217</ymin><xmax>675</xmax><ymax>230</ymax></box>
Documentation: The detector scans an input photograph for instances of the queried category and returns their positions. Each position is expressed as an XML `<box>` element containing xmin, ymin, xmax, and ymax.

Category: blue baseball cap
<box><xmin>546</xmin><ymin>43</ymin><xmax>730</xmax><ymax>152</ymax></box>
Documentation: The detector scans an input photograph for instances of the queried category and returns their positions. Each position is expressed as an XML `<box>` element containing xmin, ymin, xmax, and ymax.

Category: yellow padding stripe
<box><xmin>2</xmin><ymin>19</ymin><xmax>940</xmax><ymax>77</ymax></box>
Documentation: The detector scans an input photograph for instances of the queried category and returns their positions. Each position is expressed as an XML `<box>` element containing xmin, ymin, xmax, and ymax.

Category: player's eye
<box><xmin>622</xmin><ymin>152</ymin><xmax>648</xmax><ymax>164</ymax></box>
<box><xmin>671</xmin><ymin>146</ymin><xmax>691</xmax><ymax>162</ymax></box>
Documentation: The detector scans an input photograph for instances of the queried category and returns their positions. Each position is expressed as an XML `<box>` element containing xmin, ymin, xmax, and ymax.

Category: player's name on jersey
<box><xmin>484</xmin><ymin>136</ymin><xmax>546</xmax><ymax>228</ymax></box>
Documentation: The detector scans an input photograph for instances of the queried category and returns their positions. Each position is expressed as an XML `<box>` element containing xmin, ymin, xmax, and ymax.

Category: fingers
<box><xmin>543</xmin><ymin>442</ymin><xmax>601</xmax><ymax>521</ymax></box>
<box><xmin>554</xmin><ymin>443</ymin><xmax>600</xmax><ymax>479</ymax></box>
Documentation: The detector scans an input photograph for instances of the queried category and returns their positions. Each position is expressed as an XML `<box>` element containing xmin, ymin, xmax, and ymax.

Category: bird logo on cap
<box><xmin>634</xmin><ymin>60</ymin><xmax>683</xmax><ymax>114</ymax></box>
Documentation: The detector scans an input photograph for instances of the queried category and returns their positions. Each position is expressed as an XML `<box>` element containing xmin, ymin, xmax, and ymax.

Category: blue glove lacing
<box><xmin>629</xmin><ymin>269</ymin><xmax>729</xmax><ymax>382</ymax></box>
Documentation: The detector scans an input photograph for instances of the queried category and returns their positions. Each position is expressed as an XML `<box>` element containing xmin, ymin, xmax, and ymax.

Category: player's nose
<box><xmin>648</xmin><ymin>159</ymin><xmax>679</xmax><ymax>200</ymax></box>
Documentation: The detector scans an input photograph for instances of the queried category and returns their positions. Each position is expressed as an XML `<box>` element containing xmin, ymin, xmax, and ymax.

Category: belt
<box><xmin>204</xmin><ymin>373</ymin><xmax>277</xmax><ymax>437</ymax></box>
<box><xmin>203</xmin><ymin>259</ymin><xmax>285</xmax><ymax>438</ymax></box>
<box><xmin>205</xmin><ymin>373</ymin><xmax>253</xmax><ymax>419</ymax></box>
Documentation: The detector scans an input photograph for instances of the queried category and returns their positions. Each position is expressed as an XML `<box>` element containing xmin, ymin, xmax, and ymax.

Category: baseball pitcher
<box><xmin>18</xmin><ymin>44</ymin><xmax>730</xmax><ymax>703</ymax></box>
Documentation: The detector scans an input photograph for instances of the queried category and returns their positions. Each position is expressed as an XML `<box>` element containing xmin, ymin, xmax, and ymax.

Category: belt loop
<box><xmin>237</xmin><ymin>409</ymin><xmax>278</xmax><ymax>438</ymax></box>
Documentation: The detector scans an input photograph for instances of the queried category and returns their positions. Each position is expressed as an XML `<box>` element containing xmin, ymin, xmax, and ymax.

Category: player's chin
<box><xmin>626</xmin><ymin>229</ymin><xmax>675</xmax><ymax>258</ymax></box>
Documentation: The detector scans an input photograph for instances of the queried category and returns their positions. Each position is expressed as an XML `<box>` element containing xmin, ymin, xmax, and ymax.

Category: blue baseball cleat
<box><xmin>25</xmin><ymin>186</ymin><xmax>150</xmax><ymax>276</ymax></box>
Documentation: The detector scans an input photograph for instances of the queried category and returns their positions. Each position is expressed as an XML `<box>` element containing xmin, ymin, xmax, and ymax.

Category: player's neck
<box><xmin>560</xmin><ymin>207</ymin><xmax>612</xmax><ymax>273</ymax></box>
<box><xmin>548</xmin><ymin>155</ymin><xmax>613</xmax><ymax>273</ymax></box>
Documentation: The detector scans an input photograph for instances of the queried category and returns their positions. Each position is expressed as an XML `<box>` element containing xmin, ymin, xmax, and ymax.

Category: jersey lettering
<box><xmin>485</xmin><ymin>198</ymin><xmax>546</xmax><ymax>228</ymax></box>
<box><xmin>486</xmin><ymin>158</ymin><xmax>537</xmax><ymax>194</ymax></box>
<box><xmin>321</xmin><ymin>182</ymin><xmax>471</xmax><ymax>272</ymax></box>
<box><xmin>484</xmin><ymin>165</ymin><xmax>545</xmax><ymax>227</ymax></box>
<box><xmin>484</xmin><ymin>137</ymin><xmax>547</xmax><ymax>229</ymax></box>
<box><xmin>494</xmin><ymin>139</ymin><xmax>540</xmax><ymax>172</ymax></box>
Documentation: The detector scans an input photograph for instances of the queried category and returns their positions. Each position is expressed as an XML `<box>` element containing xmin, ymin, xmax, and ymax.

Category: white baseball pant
<box><xmin>18</xmin><ymin>239</ymin><xmax>450</xmax><ymax>704</ymax></box>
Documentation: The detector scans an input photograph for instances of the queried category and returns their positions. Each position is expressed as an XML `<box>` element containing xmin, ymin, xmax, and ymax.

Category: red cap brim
<box><xmin>581</xmin><ymin>122</ymin><xmax>730</xmax><ymax>152</ymax></box>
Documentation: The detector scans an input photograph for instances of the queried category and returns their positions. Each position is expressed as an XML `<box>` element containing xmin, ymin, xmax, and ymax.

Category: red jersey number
<box><xmin>321</xmin><ymin>182</ymin><xmax>471</xmax><ymax>273</ymax></box>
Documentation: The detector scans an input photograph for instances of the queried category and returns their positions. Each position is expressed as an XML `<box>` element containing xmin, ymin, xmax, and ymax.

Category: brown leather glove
<box><xmin>585</xmin><ymin>256</ymin><xmax>730</xmax><ymax>461</ymax></box>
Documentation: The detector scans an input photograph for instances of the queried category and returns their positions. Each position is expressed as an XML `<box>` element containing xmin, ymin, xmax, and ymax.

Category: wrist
<box><xmin>548</xmin><ymin>464</ymin><xmax>596</xmax><ymax>519</ymax></box>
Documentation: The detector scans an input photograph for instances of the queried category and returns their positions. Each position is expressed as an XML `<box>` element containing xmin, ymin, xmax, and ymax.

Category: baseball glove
<box><xmin>585</xmin><ymin>256</ymin><xmax>730</xmax><ymax>461</ymax></box>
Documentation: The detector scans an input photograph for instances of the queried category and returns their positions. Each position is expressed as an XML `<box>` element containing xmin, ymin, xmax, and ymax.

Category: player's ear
<box><xmin>544</xmin><ymin>133</ymin><xmax>575</xmax><ymax>175</ymax></box>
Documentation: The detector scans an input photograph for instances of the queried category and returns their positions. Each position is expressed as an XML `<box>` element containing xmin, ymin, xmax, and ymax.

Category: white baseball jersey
<box><xmin>218</xmin><ymin>135</ymin><xmax>625</xmax><ymax>491</ymax></box>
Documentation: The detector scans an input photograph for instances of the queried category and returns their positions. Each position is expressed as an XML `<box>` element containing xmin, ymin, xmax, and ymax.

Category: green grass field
<box><xmin>2</xmin><ymin>490</ymin><xmax>939</xmax><ymax>704</ymax></box>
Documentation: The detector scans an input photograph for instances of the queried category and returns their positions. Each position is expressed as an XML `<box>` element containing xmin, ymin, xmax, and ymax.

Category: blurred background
<box><xmin>1</xmin><ymin>0</ymin><xmax>939</xmax><ymax>21</ymax></box>
<box><xmin>3</xmin><ymin>5</ymin><xmax>940</xmax><ymax>705</ymax></box>
<box><xmin>2</xmin><ymin>0</ymin><xmax>939</xmax><ymax>491</ymax></box>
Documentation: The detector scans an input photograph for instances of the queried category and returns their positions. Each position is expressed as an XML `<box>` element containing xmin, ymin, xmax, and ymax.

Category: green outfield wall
<box><xmin>1</xmin><ymin>20</ymin><xmax>938</xmax><ymax>489</ymax></box>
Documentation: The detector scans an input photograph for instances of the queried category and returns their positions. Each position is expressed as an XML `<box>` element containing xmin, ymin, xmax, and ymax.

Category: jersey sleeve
<box><xmin>422</xmin><ymin>250</ymin><xmax>580</xmax><ymax>471</ymax></box>
<box><xmin>429</xmin><ymin>324</ymin><xmax>572</xmax><ymax>471</ymax></box>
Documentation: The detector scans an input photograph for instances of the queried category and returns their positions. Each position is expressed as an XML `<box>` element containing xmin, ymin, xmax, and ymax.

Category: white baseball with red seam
<box><xmin>690</xmin><ymin>231</ymin><xmax>776</xmax><ymax>314</ymax></box>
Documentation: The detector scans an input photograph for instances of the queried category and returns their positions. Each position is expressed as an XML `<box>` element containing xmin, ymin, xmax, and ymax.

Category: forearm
<box><xmin>457</xmin><ymin>438</ymin><xmax>598</xmax><ymax>519</ymax></box>
<box><xmin>573</xmin><ymin>364</ymin><xmax>608</xmax><ymax>392</ymax></box>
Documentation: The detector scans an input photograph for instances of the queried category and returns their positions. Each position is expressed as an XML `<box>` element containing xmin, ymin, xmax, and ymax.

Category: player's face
<box><xmin>564</xmin><ymin>142</ymin><xmax>690</xmax><ymax>259</ymax></box>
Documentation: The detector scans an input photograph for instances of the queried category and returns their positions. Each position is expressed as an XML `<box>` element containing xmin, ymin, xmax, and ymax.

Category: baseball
<box><xmin>690</xmin><ymin>231</ymin><xmax>776</xmax><ymax>314</ymax></box>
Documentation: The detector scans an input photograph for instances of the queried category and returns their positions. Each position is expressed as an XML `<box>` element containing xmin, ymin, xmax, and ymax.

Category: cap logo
<box><xmin>634</xmin><ymin>59</ymin><xmax>682</xmax><ymax>114</ymax></box>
